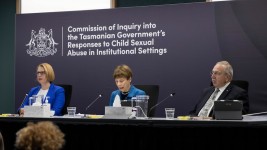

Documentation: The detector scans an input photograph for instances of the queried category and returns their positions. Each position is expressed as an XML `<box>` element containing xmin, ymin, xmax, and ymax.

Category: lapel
<box><xmin>199</xmin><ymin>87</ymin><xmax>215</xmax><ymax>108</ymax></box>
<box><xmin>196</xmin><ymin>87</ymin><xmax>215</xmax><ymax>114</ymax></box>
<box><xmin>218</xmin><ymin>84</ymin><xmax>232</xmax><ymax>100</ymax></box>
<box><xmin>46</xmin><ymin>83</ymin><xmax>54</xmax><ymax>99</ymax></box>
<box><xmin>206</xmin><ymin>88</ymin><xmax>215</xmax><ymax>100</ymax></box>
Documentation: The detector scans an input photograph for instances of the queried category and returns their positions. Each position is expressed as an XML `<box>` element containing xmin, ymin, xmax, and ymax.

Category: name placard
<box><xmin>24</xmin><ymin>105</ymin><xmax>50</xmax><ymax>117</ymax></box>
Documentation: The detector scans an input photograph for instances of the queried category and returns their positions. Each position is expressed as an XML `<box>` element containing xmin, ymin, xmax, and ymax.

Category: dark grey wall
<box><xmin>0</xmin><ymin>0</ymin><xmax>16</xmax><ymax>114</ymax></box>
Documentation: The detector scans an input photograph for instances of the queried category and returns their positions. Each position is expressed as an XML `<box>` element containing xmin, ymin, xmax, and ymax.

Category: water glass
<box><xmin>67</xmin><ymin>107</ymin><xmax>76</xmax><ymax>117</ymax></box>
<box><xmin>165</xmin><ymin>108</ymin><xmax>175</xmax><ymax>120</ymax></box>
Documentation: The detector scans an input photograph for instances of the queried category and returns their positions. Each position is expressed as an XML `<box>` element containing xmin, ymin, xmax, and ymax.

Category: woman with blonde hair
<box><xmin>18</xmin><ymin>63</ymin><xmax>65</xmax><ymax>116</ymax></box>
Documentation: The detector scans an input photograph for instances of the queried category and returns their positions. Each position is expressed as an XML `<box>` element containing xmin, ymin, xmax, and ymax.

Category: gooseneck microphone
<box><xmin>85</xmin><ymin>94</ymin><xmax>102</xmax><ymax>110</ymax></box>
<box><xmin>148</xmin><ymin>92</ymin><xmax>175</xmax><ymax>117</ymax></box>
<box><xmin>18</xmin><ymin>94</ymin><xmax>28</xmax><ymax>115</ymax></box>
<box><xmin>19</xmin><ymin>94</ymin><xmax>29</xmax><ymax>108</ymax></box>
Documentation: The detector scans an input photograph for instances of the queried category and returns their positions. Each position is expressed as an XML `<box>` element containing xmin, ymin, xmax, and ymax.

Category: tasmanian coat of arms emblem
<box><xmin>26</xmin><ymin>28</ymin><xmax>58</xmax><ymax>57</ymax></box>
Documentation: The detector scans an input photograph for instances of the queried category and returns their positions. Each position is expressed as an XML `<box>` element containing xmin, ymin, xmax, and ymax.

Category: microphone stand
<box><xmin>85</xmin><ymin>94</ymin><xmax>102</xmax><ymax>111</ymax></box>
<box><xmin>148</xmin><ymin>93</ymin><xmax>175</xmax><ymax>117</ymax></box>
<box><xmin>18</xmin><ymin>94</ymin><xmax>28</xmax><ymax>115</ymax></box>
<box><xmin>19</xmin><ymin>94</ymin><xmax>28</xmax><ymax>108</ymax></box>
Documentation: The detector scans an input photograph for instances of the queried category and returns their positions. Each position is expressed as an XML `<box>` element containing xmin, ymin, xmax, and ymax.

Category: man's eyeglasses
<box><xmin>210</xmin><ymin>71</ymin><xmax>224</xmax><ymax>76</ymax></box>
<box><xmin>36</xmin><ymin>71</ymin><xmax>46</xmax><ymax>75</ymax></box>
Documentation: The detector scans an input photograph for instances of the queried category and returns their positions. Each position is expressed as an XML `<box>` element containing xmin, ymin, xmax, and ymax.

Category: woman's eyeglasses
<box><xmin>36</xmin><ymin>71</ymin><xmax>46</xmax><ymax>75</ymax></box>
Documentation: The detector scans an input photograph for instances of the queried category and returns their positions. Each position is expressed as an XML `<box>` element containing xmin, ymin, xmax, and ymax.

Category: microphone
<box><xmin>19</xmin><ymin>94</ymin><xmax>28</xmax><ymax>108</ymax></box>
<box><xmin>85</xmin><ymin>94</ymin><xmax>102</xmax><ymax>111</ymax></box>
<box><xmin>18</xmin><ymin>94</ymin><xmax>28</xmax><ymax>115</ymax></box>
<box><xmin>148</xmin><ymin>92</ymin><xmax>175</xmax><ymax>117</ymax></box>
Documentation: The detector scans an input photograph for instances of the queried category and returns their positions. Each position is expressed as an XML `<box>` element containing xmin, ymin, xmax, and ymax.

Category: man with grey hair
<box><xmin>189</xmin><ymin>61</ymin><xmax>249</xmax><ymax>117</ymax></box>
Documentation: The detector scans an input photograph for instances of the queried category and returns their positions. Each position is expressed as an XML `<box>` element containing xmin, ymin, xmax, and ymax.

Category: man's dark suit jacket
<box><xmin>189</xmin><ymin>83</ymin><xmax>249</xmax><ymax>116</ymax></box>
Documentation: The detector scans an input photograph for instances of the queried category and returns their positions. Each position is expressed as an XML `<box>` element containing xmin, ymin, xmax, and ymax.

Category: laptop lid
<box><xmin>214</xmin><ymin>100</ymin><xmax>243</xmax><ymax>120</ymax></box>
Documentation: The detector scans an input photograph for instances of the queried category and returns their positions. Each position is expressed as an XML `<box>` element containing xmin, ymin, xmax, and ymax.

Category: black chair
<box><xmin>134</xmin><ymin>85</ymin><xmax>159</xmax><ymax>117</ymax></box>
<box><xmin>231</xmin><ymin>80</ymin><xmax>249</xmax><ymax>92</ymax></box>
<box><xmin>57</xmin><ymin>84</ymin><xmax>73</xmax><ymax>115</ymax></box>
<box><xmin>210</xmin><ymin>80</ymin><xmax>249</xmax><ymax>92</ymax></box>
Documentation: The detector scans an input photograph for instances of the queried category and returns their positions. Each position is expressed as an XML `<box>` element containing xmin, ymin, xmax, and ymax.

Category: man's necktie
<box><xmin>198</xmin><ymin>88</ymin><xmax>220</xmax><ymax>117</ymax></box>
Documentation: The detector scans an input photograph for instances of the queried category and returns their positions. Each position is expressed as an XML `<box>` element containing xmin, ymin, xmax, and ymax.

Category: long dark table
<box><xmin>1</xmin><ymin>116</ymin><xmax>267</xmax><ymax>150</ymax></box>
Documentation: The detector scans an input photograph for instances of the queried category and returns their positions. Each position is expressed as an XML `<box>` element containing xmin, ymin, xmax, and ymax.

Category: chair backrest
<box><xmin>231</xmin><ymin>80</ymin><xmax>249</xmax><ymax>92</ymax></box>
<box><xmin>134</xmin><ymin>85</ymin><xmax>159</xmax><ymax>117</ymax></box>
<box><xmin>210</xmin><ymin>80</ymin><xmax>249</xmax><ymax>92</ymax></box>
<box><xmin>57</xmin><ymin>84</ymin><xmax>73</xmax><ymax>115</ymax></box>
